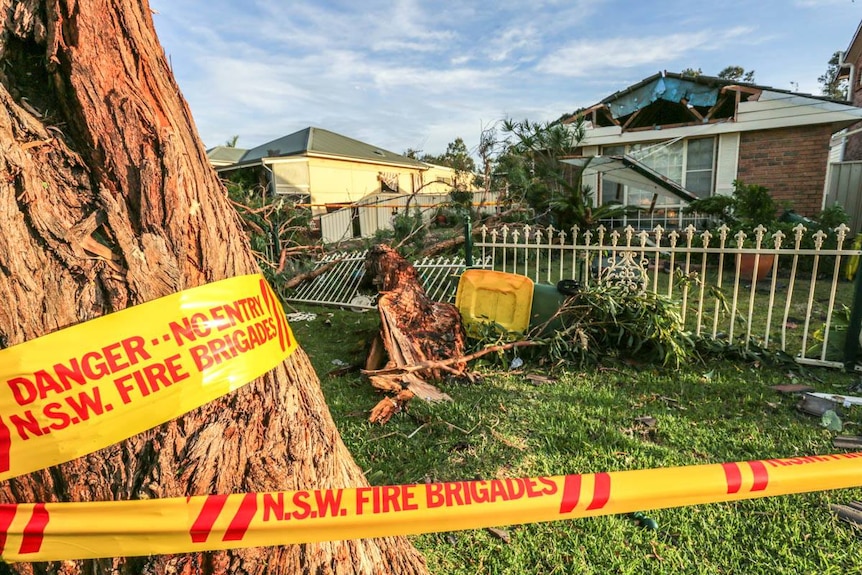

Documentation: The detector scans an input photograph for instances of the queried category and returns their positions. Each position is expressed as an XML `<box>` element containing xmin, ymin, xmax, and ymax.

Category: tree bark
<box><xmin>0</xmin><ymin>1</ymin><xmax>428</xmax><ymax>574</ymax></box>
<box><xmin>364</xmin><ymin>246</ymin><xmax>466</xmax><ymax>423</ymax></box>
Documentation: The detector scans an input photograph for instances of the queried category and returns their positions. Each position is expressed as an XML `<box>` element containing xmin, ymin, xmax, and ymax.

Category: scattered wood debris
<box><xmin>634</xmin><ymin>416</ymin><xmax>657</xmax><ymax>428</ymax></box>
<box><xmin>486</xmin><ymin>527</ymin><xmax>511</xmax><ymax>543</ymax></box>
<box><xmin>833</xmin><ymin>436</ymin><xmax>862</xmax><ymax>449</ymax></box>
<box><xmin>796</xmin><ymin>393</ymin><xmax>842</xmax><ymax>417</ymax></box>
<box><xmin>830</xmin><ymin>501</ymin><xmax>862</xmax><ymax>530</ymax></box>
<box><xmin>525</xmin><ymin>373</ymin><xmax>557</xmax><ymax>386</ymax></box>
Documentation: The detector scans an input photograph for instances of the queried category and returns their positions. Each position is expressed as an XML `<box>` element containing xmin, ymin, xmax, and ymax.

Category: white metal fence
<box><xmin>317</xmin><ymin>191</ymin><xmax>501</xmax><ymax>244</ymax></box>
<box><xmin>475</xmin><ymin>222</ymin><xmax>862</xmax><ymax>369</ymax></box>
<box><xmin>285</xmin><ymin>250</ymin><xmax>489</xmax><ymax>309</ymax></box>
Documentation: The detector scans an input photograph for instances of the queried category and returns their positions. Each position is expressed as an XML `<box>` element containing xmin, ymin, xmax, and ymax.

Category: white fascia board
<box><xmin>580</xmin><ymin>122</ymin><xmax>731</xmax><ymax>147</ymax></box>
<box><xmin>263</xmin><ymin>154</ymin><xmax>424</xmax><ymax>171</ymax></box>
<box><xmin>262</xmin><ymin>157</ymin><xmax>308</xmax><ymax>165</ymax></box>
<box><xmin>580</xmin><ymin>89</ymin><xmax>862</xmax><ymax>148</ymax></box>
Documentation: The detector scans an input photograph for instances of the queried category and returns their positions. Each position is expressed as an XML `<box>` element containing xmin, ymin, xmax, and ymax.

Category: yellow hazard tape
<box><xmin>0</xmin><ymin>274</ymin><xmax>295</xmax><ymax>482</ymax></box>
<box><xmin>0</xmin><ymin>452</ymin><xmax>860</xmax><ymax>561</ymax></box>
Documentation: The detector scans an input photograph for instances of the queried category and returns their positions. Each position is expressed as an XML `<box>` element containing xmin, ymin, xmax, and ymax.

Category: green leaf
<box><xmin>821</xmin><ymin>410</ymin><xmax>843</xmax><ymax>433</ymax></box>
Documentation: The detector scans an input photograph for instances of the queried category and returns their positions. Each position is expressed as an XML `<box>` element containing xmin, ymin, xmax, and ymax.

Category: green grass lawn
<box><xmin>288</xmin><ymin>303</ymin><xmax>862</xmax><ymax>574</ymax></box>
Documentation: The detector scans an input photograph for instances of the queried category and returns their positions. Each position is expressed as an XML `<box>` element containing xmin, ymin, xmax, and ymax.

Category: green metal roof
<box><xmin>206</xmin><ymin>145</ymin><xmax>248</xmax><ymax>164</ymax></box>
<box><xmin>238</xmin><ymin>127</ymin><xmax>426</xmax><ymax>168</ymax></box>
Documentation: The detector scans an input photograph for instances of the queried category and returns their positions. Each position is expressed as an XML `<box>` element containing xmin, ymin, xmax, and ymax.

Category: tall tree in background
<box><xmin>0</xmin><ymin>1</ymin><xmax>428</xmax><ymax>574</ymax></box>
<box><xmin>819</xmin><ymin>51</ymin><xmax>849</xmax><ymax>100</ymax></box>
<box><xmin>499</xmin><ymin>118</ymin><xmax>631</xmax><ymax>230</ymax></box>
<box><xmin>681</xmin><ymin>66</ymin><xmax>755</xmax><ymax>82</ymax></box>
<box><xmin>717</xmin><ymin>66</ymin><xmax>755</xmax><ymax>83</ymax></box>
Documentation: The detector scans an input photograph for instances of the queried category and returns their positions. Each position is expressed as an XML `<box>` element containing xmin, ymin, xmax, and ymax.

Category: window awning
<box><xmin>562</xmin><ymin>155</ymin><xmax>698</xmax><ymax>203</ymax></box>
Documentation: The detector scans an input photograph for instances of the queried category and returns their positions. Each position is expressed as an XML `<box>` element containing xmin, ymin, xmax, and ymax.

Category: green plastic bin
<box><xmin>529</xmin><ymin>283</ymin><xmax>571</xmax><ymax>336</ymax></box>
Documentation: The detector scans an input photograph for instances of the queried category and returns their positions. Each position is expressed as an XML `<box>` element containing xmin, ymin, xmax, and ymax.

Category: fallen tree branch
<box><xmin>277</xmin><ymin>244</ymin><xmax>324</xmax><ymax>274</ymax></box>
<box><xmin>419</xmin><ymin>209</ymin><xmax>530</xmax><ymax>257</ymax></box>
<box><xmin>361</xmin><ymin>339</ymin><xmax>542</xmax><ymax>377</ymax></box>
<box><xmin>369</xmin><ymin>389</ymin><xmax>415</xmax><ymax>425</ymax></box>
<box><xmin>283</xmin><ymin>258</ymin><xmax>343</xmax><ymax>289</ymax></box>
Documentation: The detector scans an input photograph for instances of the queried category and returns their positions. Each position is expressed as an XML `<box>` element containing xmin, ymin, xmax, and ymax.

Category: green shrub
<box><xmin>526</xmin><ymin>283</ymin><xmax>695</xmax><ymax>369</ymax></box>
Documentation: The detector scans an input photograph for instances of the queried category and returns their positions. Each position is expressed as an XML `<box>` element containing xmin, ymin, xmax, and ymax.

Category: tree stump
<box><xmin>364</xmin><ymin>245</ymin><xmax>467</xmax><ymax>423</ymax></box>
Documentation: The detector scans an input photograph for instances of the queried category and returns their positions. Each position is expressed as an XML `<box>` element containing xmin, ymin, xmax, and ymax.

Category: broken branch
<box><xmin>362</xmin><ymin>339</ymin><xmax>541</xmax><ymax>377</ymax></box>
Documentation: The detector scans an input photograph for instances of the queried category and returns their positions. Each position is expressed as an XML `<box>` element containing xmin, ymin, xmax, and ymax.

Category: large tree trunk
<box><xmin>0</xmin><ymin>2</ymin><xmax>428</xmax><ymax>574</ymax></box>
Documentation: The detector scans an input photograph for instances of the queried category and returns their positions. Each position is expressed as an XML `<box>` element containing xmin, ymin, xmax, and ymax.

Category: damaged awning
<box><xmin>562</xmin><ymin>155</ymin><xmax>698</xmax><ymax>203</ymax></box>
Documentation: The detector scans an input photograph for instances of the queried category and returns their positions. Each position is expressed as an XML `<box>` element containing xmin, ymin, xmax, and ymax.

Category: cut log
<box><xmin>364</xmin><ymin>245</ymin><xmax>466</xmax><ymax>422</ymax></box>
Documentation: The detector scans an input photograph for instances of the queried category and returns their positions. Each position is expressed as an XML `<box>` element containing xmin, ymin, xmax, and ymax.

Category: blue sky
<box><xmin>150</xmin><ymin>0</ymin><xmax>861</xmax><ymax>158</ymax></box>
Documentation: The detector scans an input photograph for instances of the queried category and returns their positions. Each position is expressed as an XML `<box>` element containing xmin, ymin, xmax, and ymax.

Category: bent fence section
<box><xmin>284</xmin><ymin>223</ymin><xmax>862</xmax><ymax>370</ymax></box>
<box><xmin>285</xmin><ymin>250</ymin><xmax>484</xmax><ymax>310</ymax></box>
<box><xmin>475</xmin><ymin>223</ymin><xmax>862</xmax><ymax>370</ymax></box>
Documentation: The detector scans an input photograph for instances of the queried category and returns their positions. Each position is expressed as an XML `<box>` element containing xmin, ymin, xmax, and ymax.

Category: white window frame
<box><xmin>599</xmin><ymin>137</ymin><xmax>717</xmax><ymax>228</ymax></box>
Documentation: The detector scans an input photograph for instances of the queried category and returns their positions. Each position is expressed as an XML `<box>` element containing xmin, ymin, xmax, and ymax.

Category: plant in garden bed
<box><xmin>683</xmin><ymin>180</ymin><xmax>778</xmax><ymax>234</ymax></box>
<box><xmin>684</xmin><ymin>181</ymin><xmax>851</xmax><ymax>274</ymax></box>
<box><xmin>518</xmin><ymin>283</ymin><xmax>696</xmax><ymax>369</ymax></box>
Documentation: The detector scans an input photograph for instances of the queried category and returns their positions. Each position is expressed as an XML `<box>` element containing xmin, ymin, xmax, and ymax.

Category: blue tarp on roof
<box><xmin>606</xmin><ymin>76</ymin><xmax>720</xmax><ymax>119</ymax></box>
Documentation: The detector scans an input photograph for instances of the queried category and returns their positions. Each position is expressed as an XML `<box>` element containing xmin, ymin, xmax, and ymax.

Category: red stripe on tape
<box><xmin>190</xmin><ymin>494</ymin><xmax>229</xmax><ymax>543</ymax></box>
<box><xmin>260</xmin><ymin>279</ymin><xmax>286</xmax><ymax>353</ymax></box>
<box><xmin>559</xmin><ymin>475</ymin><xmax>582</xmax><ymax>514</ymax></box>
<box><xmin>722</xmin><ymin>462</ymin><xmax>742</xmax><ymax>494</ymax></box>
<box><xmin>223</xmin><ymin>493</ymin><xmax>258</xmax><ymax>542</ymax></box>
<box><xmin>586</xmin><ymin>473</ymin><xmax>611</xmax><ymax>510</ymax></box>
<box><xmin>0</xmin><ymin>505</ymin><xmax>17</xmax><ymax>555</ymax></box>
<box><xmin>748</xmin><ymin>460</ymin><xmax>769</xmax><ymax>492</ymax></box>
<box><xmin>19</xmin><ymin>504</ymin><xmax>49</xmax><ymax>554</ymax></box>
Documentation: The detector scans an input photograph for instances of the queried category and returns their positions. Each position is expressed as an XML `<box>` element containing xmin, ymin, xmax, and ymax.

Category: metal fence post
<box><xmin>843</xmin><ymin>263</ymin><xmax>862</xmax><ymax>370</ymax></box>
<box><xmin>464</xmin><ymin>212</ymin><xmax>473</xmax><ymax>267</ymax></box>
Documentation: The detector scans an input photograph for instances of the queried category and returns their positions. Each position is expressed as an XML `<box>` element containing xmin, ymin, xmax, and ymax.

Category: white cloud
<box><xmin>484</xmin><ymin>25</ymin><xmax>540</xmax><ymax>63</ymax></box>
<box><xmin>151</xmin><ymin>0</ymin><xmax>859</xmax><ymax>156</ymax></box>
<box><xmin>536</xmin><ymin>27</ymin><xmax>755</xmax><ymax>77</ymax></box>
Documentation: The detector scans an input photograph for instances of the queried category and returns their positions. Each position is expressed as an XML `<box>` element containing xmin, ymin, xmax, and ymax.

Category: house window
<box><xmin>379</xmin><ymin>172</ymin><xmax>399</xmax><ymax>193</ymax></box>
<box><xmin>683</xmin><ymin>137</ymin><xmax>716</xmax><ymax>199</ymax></box>
<box><xmin>599</xmin><ymin>137</ymin><xmax>716</xmax><ymax>226</ymax></box>
<box><xmin>601</xmin><ymin>145</ymin><xmax>625</xmax><ymax>205</ymax></box>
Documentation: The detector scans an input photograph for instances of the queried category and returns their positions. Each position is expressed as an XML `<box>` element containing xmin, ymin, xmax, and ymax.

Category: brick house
<box><xmin>837</xmin><ymin>20</ymin><xmax>862</xmax><ymax>160</ymax></box>
<box><xmin>562</xmin><ymin>71</ymin><xmax>862</xmax><ymax>223</ymax></box>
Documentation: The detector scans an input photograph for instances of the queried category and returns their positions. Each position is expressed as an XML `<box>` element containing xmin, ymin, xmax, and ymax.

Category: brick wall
<box><xmin>843</xmin><ymin>50</ymin><xmax>862</xmax><ymax>161</ymax></box>
<box><xmin>736</xmin><ymin>125</ymin><xmax>831</xmax><ymax>217</ymax></box>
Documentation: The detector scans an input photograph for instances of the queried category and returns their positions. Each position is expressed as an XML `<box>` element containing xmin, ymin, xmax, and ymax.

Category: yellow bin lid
<box><xmin>455</xmin><ymin>270</ymin><xmax>534</xmax><ymax>334</ymax></box>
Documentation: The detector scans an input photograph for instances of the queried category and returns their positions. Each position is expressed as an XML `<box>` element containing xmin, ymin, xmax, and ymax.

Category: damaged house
<box><xmin>563</xmin><ymin>71</ymin><xmax>862</xmax><ymax>227</ymax></box>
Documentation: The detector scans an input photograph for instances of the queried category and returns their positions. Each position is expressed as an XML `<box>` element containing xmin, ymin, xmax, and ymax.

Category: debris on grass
<box><xmin>821</xmin><ymin>410</ymin><xmax>843</xmax><ymax>432</ymax></box>
<box><xmin>634</xmin><ymin>416</ymin><xmax>657</xmax><ymax>428</ymax></box>
<box><xmin>796</xmin><ymin>393</ymin><xmax>843</xmax><ymax>417</ymax></box>
<box><xmin>486</xmin><ymin>527</ymin><xmax>511</xmax><ymax>543</ymax></box>
<box><xmin>286</xmin><ymin>311</ymin><xmax>317</xmax><ymax>322</ymax></box>
<box><xmin>630</xmin><ymin>511</ymin><xmax>659</xmax><ymax>530</ymax></box>
<box><xmin>806</xmin><ymin>392</ymin><xmax>862</xmax><ymax>408</ymax></box>
<box><xmin>833</xmin><ymin>435</ymin><xmax>862</xmax><ymax>449</ymax></box>
<box><xmin>830</xmin><ymin>501</ymin><xmax>862</xmax><ymax>530</ymax></box>
<box><xmin>525</xmin><ymin>373</ymin><xmax>557</xmax><ymax>385</ymax></box>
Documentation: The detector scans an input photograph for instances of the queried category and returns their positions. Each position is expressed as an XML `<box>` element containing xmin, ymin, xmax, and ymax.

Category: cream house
<box><xmin>208</xmin><ymin>127</ymin><xmax>462</xmax><ymax>216</ymax></box>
